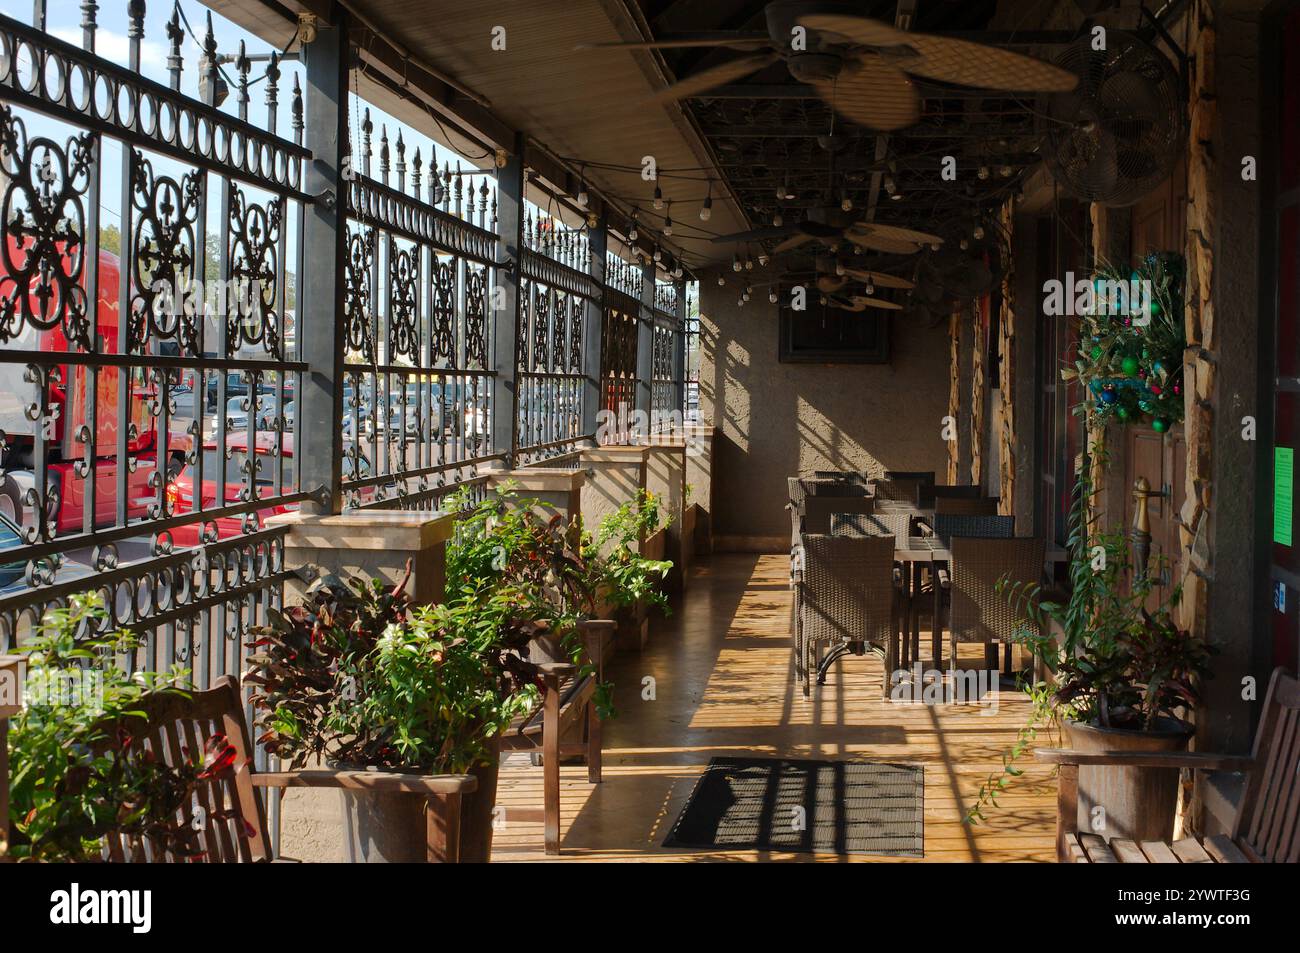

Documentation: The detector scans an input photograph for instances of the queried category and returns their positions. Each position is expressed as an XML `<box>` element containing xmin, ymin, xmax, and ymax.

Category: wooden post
<box><xmin>493</xmin><ymin>141</ymin><xmax>527</xmax><ymax>467</ymax></box>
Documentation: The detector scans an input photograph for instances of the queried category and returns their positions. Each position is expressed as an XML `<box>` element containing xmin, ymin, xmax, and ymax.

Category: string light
<box><xmin>768</xmin><ymin>289</ymin><xmax>778</xmax><ymax>304</ymax></box>
<box><xmin>663</xmin><ymin>201</ymin><xmax>673</xmax><ymax>236</ymax></box>
<box><xmin>576</xmin><ymin>165</ymin><xmax>588</xmax><ymax>207</ymax></box>
<box><xmin>732</xmin><ymin>254</ymin><xmax>742</xmax><ymax>272</ymax></box>
<box><xmin>700</xmin><ymin>184</ymin><xmax>712</xmax><ymax>221</ymax></box>
<box><xmin>773</xmin><ymin>211</ymin><xmax>784</xmax><ymax>227</ymax></box>
<box><xmin>717</xmin><ymin>274</ymin><xmax>726</xmax><ymax>286</ymax></box>
<box><xmin>653</xmin><ymin>185</ymin><xmax>663</xmax><ymax>209</ymax></box>
<box><xmin>628</xmin><ymin>207</ymin><xmax>639</xmax><ymax>242</ymax></box>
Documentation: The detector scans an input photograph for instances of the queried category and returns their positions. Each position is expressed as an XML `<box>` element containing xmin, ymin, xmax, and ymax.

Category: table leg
<box><xmin>932</xmin><ymin>561</ymin><xmax>942</xmax><ymax>671</ymax></box>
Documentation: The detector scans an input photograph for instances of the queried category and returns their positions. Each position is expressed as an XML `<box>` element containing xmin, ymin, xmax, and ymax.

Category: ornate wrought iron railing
<box><xmin>516</xmin><ymin>210</ymin><xmax>597</xmax><ymax>466</ymax></box>
<box><xmin>0</xmin><ymin>7</ymin><xmax>304</xmax><ymax>677</ymax></box>
<box><xmin>340</xmin><ymin>111</ymin><xmax>501</xmax><ymax>512</ymax></box>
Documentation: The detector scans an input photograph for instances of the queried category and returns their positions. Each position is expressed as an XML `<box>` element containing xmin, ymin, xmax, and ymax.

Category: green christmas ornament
<box><xmin>1121</xmin><ymin>356</ymin><xmax>1140</xmax><ymax>377</ymax></box>
<box><xmin>1152</xmin><ymin>417</ymin><xmax>1169</xmax><ymax>433</ymax></box>
<box><xmin>1116</xmin><ymin>406</ymin><xmax>1130</xmax><ymax>420</ymax></box>
<box><xmin>1090</xmin><ymin>345</ymin><xmax>1102</xmax><ymax>360</ymax></box>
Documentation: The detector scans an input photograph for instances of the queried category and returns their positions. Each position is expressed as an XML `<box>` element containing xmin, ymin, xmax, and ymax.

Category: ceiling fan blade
<box><xmin>843</xmin><ymin>268</ymin><xmax>915</xmax><ymax>290</ymax></box>
<box><xmin>798</xmin><ymin>220</ymin><xmax>844</xmax><ymax>239</ymax></box>
<box><xmin>576</xmin><ymin>32</ymin><xmax>770</xmax><ymax>51</ymax></box>
<box><xmin>797</xmin><ymin>14</ymin><xmax>910</xmax><ymax>48</ymax></box>
<box><xmin>850</xmin><ymin>296</ymin><xmax>904</xmax><ymax>311</ymax></box>
<box><xmin>646</xmin><ymin>52</ymin><xmax>778</xmax><ymax>104</ymax></box>
<box><xmin>710</xmin><ymin>225</ymin><xmax>796</xmax><ymax>244</ymax></box>
<box><xmin>772</xmin><ymin>233</ymin><xmax>815</xmax><ymax>254</ymax></box>
<box><xmin>816</xmin><ymin>274</ymin><xmax>848</xmax><ymax>294</ymax></box>
<box><xmin>812</xmin><ymin>55</ymin><xmax>919</xmax><ymax>131</ymax></box>
<box><xmin>848</xmin><ymin>235</ymin><xmax>920</xmax><ymax>255</ymax></box>
<box><xmin>849</xmin><ymin>223</ymin><xmax>945</xmax><ymax>246</ymax></box>
<box><xmin>894</xmin><ymin>33</ymin><xmax>1079</xmax><ymax>92</ymax></box>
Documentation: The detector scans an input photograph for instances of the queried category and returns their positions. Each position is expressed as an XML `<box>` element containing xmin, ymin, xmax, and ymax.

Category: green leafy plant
<box><xmin>5</xmin><ymin>593</ymin><xmax>238</xmax><ymax>862</ymax></box>
<box><xmin>1062</xmin><ymin>251</ymin><xmax>1186</xmax><ymax>430</ymax></box>
<box><xmin>246</xmin><ymin>567</ymin><xmax>539</xmax><ymax>774</ymax></box>
<box><xmin>966</xmin><ymin>469</ymin><xmax>1213</xmax><ymax>823</ymax></box>
<box><xmin>586</xmin><ymin>488</ymin><xmax>674</xmax><ymax>616</ymax></box>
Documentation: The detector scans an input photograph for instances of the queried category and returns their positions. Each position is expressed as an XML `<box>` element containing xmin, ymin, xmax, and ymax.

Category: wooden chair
<box><xmin>1035</xmin><ymin>667</ymin><xmax>1300</xmax><ymax>863</ymax></box>
<box><xmin>86</xmin><ymin>675</ymin><xmax>478</xmax><ymax>862</ymax></box>
<box><xmin>500</xmin><ymin>619</ymin><xmax>614</xmax><ymax>855</ymax></box>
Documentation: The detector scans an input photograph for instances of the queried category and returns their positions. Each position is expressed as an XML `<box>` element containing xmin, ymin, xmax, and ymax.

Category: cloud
<box><xmin>50</xmin><ymin>27</ymin><xmax>170</xmax><ymax>86</ymax></box>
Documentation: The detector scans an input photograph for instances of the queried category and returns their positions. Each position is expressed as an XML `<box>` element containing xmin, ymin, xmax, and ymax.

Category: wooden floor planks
<box><xmin>492</xmin><ymin>554</ymin><xmax>1058</xmax><ymax>862</ymax></box>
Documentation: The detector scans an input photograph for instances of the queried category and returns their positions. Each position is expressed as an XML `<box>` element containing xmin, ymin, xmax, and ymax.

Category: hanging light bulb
<box><xmin>769</xmin><ymin>289</ymin><xmax>779</xmax><ymax>304</ymax></box>
<box><xmin>653</xmin><ymin>243</ymin><xmax>662</xmax><ymax>262</ymax></box>
<box><xmin>840</xmin><ymin>191</ymin><xmax>853</xmax><ymax>212</ymax></box>
<box><xmin>576</xmin><ymin>166</ymin><xmax>589</xmax><ymax>207</ymax></box>
<box><xmin>780</xmin><ymin>174</ymin><xmax>796</xmax><ymax>201</ymax></box>
<box><xmin>628</xmin><ymin>208</ymin><xmax>639</xmax><ymax>242</ymax></box>
<box><xmin>744</xmin><ymin>256</ymin><xmax>753</xmax><ymax>270</ymax></box>
<box><xmin>819</xmin><ymin>294</ymin><xmax>828</xmax><ymax>306</ymax></box>
<box><xmin>999</xmin><ymin>165</ymin><xmax>1013</xmax><ymax>178</ymax></box>
<box><xmin>732</xmin><ymin>254</ymin><xmax>742</xmax><ymax>272</ymax></box>
<box><xmin>717</xmin><ymin>274</ymin><xmax>726</xmax><ymax>286</ymax></box>
<box><xmin>865</xmin><ymin>278</ymin><xmax>875</xmax><ymax>295</ymax></box>
<box><xmin>977</xmin><ymin>166</ymin><xmax>990</xmax><ymax>180</ymax></box>
<box><xmin>737</xmin><ymin>296</ymin><xmax>745</xmax><ymax>307</ymax></box>
<box><xmin>835</xmin><ymin>261</ymin><xmax>845</xmax><ymax>276</ymax></box>
<box><xmin>653</xmin><ymin>185</ymin><xmax>663</xmax><ymax>209</ymax></box>
<box><xmin>773</xmin><ymin>211</ymin><xmax>784</xmax><ymax>227</ymax></box>
<box><xmin>700</xmin><ymin>185</ymin><xmax>712</xmax><ymax>221</ymax></box>
<box><xmin>960</xmin><ymin>238</ymin><xmax>970</xmax><ymax>250</ymax></box>
<box><xmin>973</xmin><ymin>225</ymin><xmax>985</xmax><ymax>240</ymax></box>
<box><xmin>663</xmin><ymin>205</ymin><xmax>673</xmax><ymax>236</ymax></box>
<box><xmin>673</xmin><ymin>263</ymin><xmax>683</xmax><ymax>278</ymax></box>
<box><xmin>883</xmin><ymin>175</ymin><xmax>897</xmax><ymax>196</ymax></box>
<box><xmin>758</xmin><ymin>253</ymin><xmax>769</xmax><ymax>267</ymax></box>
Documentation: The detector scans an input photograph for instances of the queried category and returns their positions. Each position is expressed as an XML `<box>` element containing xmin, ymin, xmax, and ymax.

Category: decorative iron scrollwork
<box><xmin>388</xmin><ymin>238</ymin><xmax>420</xmax><ymax>365</ymax></box>
<box><xmin>226</xmin><ymin>186</ymin><xmax>282</xmax><ymax>359</ymax></box>
<box><xmin>344</xmin><ymin>226</ymin><xmax>375</xmax><ymax>362</ymax></box>
<box><xmin>0</xmin><ymin>106</ymin><xmax>94</xmax><ymax>350</ymax></box>
<box><xmin>129</xmin><ymin>148</ymin><xmax>201</xmax><ymax>354</ymax></box>
<box><xmin>465</xmin><ymin>264</ymin><xmax>487</xmax><ymax>368</ymax></box>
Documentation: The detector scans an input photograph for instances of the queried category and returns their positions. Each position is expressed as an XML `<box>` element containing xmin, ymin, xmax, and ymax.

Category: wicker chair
<box><xmin>796</xmin><ymin>533</ymin><xmax>899</xmax><ymax>699</ymax></box>
<box><xmin>811</xmin><ymin>470</ymin><xmax>872</xmax><ymax>488</ymax></box>
<box><xmin>802</xmin><ymin>493</ymin><xmax>874</xmax><ymax>534</ymax></box>
<box><xmin>946</xmin><ymin>536</ymin><xmax>1046</xmax><ymax>672</ymax></box>
<box><xmin>934</xmin><ymin>496</ymin><xmax>999</xmax><ymax>516</ymax></box>
<box><xmin>931</xmin><ymin>514</ymin><xmax>1014</xmax><ymax>543</ymax></box>
<box><xmin>831</xmin><ymin>510</ymin><xmax>914</xmax><ymax>540</ymax></box>
<box><xmin>917</xmin><ymin>483</ymin><xmax>984</xmax><ymax>508</ymax></box>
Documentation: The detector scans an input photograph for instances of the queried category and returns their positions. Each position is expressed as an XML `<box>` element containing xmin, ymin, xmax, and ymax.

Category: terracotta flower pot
<box><xmin>1065</xmin><ymin>717</ymin><xmax>1193</xmax><ymax>842</ymax></box>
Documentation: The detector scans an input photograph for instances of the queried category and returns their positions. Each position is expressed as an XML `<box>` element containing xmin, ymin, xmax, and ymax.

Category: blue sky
<box><xmin>0</xmin><ymin>0</ymin><xmax>481</xmax><ymax>234</ymax></box>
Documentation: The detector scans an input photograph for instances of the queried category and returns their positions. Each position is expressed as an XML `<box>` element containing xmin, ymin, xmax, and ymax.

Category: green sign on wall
<box><xmin>1275</xmin><ymin>447</ymin><xmax>1294</xmax><ymax>547</ymax></box>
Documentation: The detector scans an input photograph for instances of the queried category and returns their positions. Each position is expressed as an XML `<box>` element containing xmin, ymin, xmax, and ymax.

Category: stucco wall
<box><xmin>698</xmin><ymin>267</ymin><xmax>952</xmax><ymax>545</ymax></box>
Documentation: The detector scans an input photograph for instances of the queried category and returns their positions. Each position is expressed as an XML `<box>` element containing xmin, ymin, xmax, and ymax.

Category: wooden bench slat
<box><xmin>1079</xmin><ymin>833</ymin><xmax>1119</xmax><ymax>863</ymax></box>
<box><xmin>1203</xmin><ymin>834</ymin><xmax>1251</xmax><ymax>864</ymax></box>
<box><xmin>1170</xmin><ymin>837</ymin><xmax>1213</xmax><ymax>863</ymax></box>
<box><xmin>1066</xmin><ymin>835</ymin><xmax>1091</xmax><ymax>863</ymax></box>
<box><xmin>1138</xmin><ymin>840</ymin><xmax>1181</xmax><ymax>863</ymax></box>
<box><xmin>1109</xmin><ymin>838</ymin><xmax>1148</xmax><ymax>863</ymax></box>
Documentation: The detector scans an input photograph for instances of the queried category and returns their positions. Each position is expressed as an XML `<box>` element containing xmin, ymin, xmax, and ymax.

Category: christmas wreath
<box><xmin>1064</xmin><ymin>252</ymin><xmax>1186</xmax><ymax>432</ymax></box>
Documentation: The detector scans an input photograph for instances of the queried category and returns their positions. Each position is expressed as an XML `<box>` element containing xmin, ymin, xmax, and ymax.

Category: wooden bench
<box><xmin>1035</xmin><ymin>667</ymin><xmax>1299</xmax><ymax>863</ymax></box>
<box><xmin>91</xmin><ymin>674</ymin><xmax>478</xmax><ymax>862</ymax></box>
<box><xmin>501</xmin><ymin>619</ymin><xmax>613</xmax><ymax>854</ymax></box>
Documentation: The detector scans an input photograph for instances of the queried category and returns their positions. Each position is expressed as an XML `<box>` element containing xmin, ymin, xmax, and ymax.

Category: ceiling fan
<box><xmin>712</xmin><ymin>205</ymin><xmax>944</xmax><ymax>255</ymax></box>
<box><xmin>581</xmin><ymin>1</ymin><xmax>1078</xmax><ymax>131</ymax></box>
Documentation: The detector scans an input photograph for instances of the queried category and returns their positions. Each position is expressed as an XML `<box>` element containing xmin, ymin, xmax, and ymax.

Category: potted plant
<box><xmin>969</xmin><ymin>475</ymin><xmax>1214</xmax><ymax>841</ymax></box>
<box><xmin>5</xmin><ymin>593</ymin><xmax>240</xmax><ymax>862</ymax></box>
<box><xmin>244</xmin><ymin>567</ymin><xmax>540</xmax><ymax>862</ymax></box>
<box><xmin>585</xmin><ymin>489</ymin><xmax>674</xmax><ymax>651</ymax></box>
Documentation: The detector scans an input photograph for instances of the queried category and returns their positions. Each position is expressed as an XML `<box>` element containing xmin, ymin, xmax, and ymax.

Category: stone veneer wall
<box><xmin>996</xmin><ymin>199</ymin><xmax>1017</xmax><ymax>515</ymax></box>
<box><xmin>1177</xmin><ymin>0</ymin><xmax>1215</xmax><ymax>635</ymax></box>
<box><xmin>698</xmin><ymin>265</ymin><xmax>951</xmax><ymax>545</ymax></box>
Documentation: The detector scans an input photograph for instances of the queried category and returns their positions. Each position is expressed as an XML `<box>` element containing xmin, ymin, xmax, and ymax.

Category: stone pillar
<box><xmin>579</xmin><ymin>445</ymin><xmax>649</xmax><ymax>555</ymax></box>
<box><xmin>637</xmin><ymin>439</ymin><xmax>687</xmax><ymax>590</ymax></box>
<box><xmin>0</xmin><ymin>654</ymin><xmax>19</xmax><ymax>858</ymax></box>
<box><xmin>485</xmin><ymin>467</ymin><xmax>585</xmax><ymax>524</ymax></box>
<box><xmin>684</xmin><ymin>424</ymin><xmax>715</xmax><ymax>555</ymax></box>
<box><xmin>262</xmin><ymin>509</ymin><xmax>456</xmax><ymax>861</ymax></box>
<box><xmin>266</xmin><ymin>510</ymin><xmax>456</xmax><ymax>607</ymax></box>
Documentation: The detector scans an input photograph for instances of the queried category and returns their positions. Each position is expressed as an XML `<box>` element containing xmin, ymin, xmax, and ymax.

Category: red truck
<box><xmin>0</xmin><ymin>243</ymin><xmax>193</xmax><ymax>534</ymax></box>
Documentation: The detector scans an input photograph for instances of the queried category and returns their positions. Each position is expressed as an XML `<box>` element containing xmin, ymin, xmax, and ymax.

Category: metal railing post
<box><xmin>492</xmin><ymin>140</ymin><xmax>527</xmax><ymax>467</ymax></box>
<box><xmin>298</xmin><ymin>12</ymin><xmax>349</xmax><ymax>515</ymax></box>
<box><xmin>635</xmin><ymin>257</ymin><xmax>655</xmax><ymax>420</ymax></box>
<box><xmin>585</xmin><ymin>213</ymin><xmax>608</xmax><ymax>440</ymax></box>
<box><xmin>672</xmin><ymin>277</ymin><xmax>687</xmax><ymax>421</ymax></box>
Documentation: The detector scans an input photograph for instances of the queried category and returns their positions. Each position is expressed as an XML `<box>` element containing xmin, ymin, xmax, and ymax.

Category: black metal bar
<box><xmin>298</xmin><ymin>12</ymin><xmax>350</xmax><ymax>514</ymax></box>
<box><xmin>635</xmin><ymin>257</ymin><xmax>655</xmax><ymax>422</ymax></box>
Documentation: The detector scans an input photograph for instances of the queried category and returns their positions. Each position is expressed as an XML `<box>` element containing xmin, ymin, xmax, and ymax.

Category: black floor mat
<box><xmin>663</xmin><ymin>756</ymin><xmax>924</xmax><ymax>857</ymax></box>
